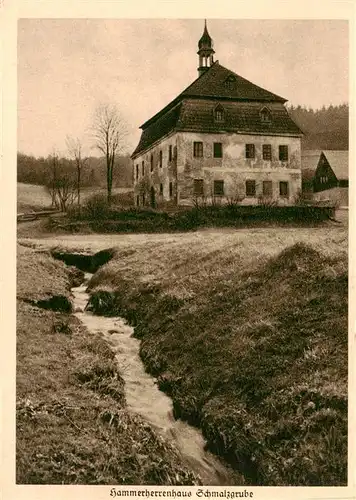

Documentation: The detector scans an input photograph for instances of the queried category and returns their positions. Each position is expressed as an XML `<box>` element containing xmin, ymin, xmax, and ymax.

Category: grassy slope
<box><xmin>87</xmin><ymin>226</ymin><xmax>348</xmax><ymax>486</ymax></box>
<box><xmin>16</xmin><ymin>244</ymin><xmax>198</xmax><ymax>485</ymax></box>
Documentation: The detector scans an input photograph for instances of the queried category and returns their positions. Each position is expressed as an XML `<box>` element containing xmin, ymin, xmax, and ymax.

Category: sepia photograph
<box><xmin>13</xmin><ymin>16</ymin><xmax>349</xmax><ymax>490</ymax></box>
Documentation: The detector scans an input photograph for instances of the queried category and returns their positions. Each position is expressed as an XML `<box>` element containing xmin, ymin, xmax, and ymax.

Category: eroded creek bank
<box><xmin>57</xmin><ymin>249</ymin><xmax>239</xmax><ymax>486</ymax></box>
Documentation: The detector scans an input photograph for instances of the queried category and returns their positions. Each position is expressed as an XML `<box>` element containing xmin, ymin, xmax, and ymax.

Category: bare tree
<box><xmin>52</xmin><ymin>176</ymin><xmax>77</xmax><ymax>211</ymax></box>
<box><xmin>45</xmin><ymin>150</ymin><xmax>77</xmax><ymax>212</ymax></box>
<box><xmin>66</xmin><ymin>136</ymin><xmax>87</xmax><ymax>207</ymax></box>
<box><xmin>92</xmin><ymin>103</ymin><xmax>128</xmax><ymax>204</ymax></box>
<box><xmin>47</xmin><ymin>149</ymin><xmax>59</xmax><ymax>208</ymax></box>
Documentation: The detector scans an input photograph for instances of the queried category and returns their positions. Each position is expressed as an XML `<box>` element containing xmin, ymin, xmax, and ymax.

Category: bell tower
<box><xmin>197</xmin><ymin>20</ymin><xmax>215</xmax><ymax>77</ymax></box>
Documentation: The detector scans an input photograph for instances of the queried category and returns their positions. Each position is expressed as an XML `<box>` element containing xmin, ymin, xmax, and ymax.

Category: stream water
<box><xmin>71</xmin><ymin>274</ymin><xmax>237</xmax><ymax>486</ymax></box>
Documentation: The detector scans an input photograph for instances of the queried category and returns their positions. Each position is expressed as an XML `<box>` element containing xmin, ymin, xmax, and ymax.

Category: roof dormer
<box><xmin>214</xmin><ymin>103</ymin><xmax>225</xmax><ymax>123</ymax></box>
<box><xmin>260</xmin><ymin>106</ymin><xmax>272</xmax><ymax>124</ymax></box>
<box><xmin>224</xmin><ymin>75</ymin><xmax>236</xmax><ymax>90</ymax></box>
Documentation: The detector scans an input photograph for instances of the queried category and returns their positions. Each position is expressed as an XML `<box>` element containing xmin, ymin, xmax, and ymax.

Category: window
<box><xmin>136</xmin><ymin>195</ymin><xmax>140</xmax><ymax>206</ymax></box>
<box><xmin>339</xmin><ymin>179</ymin><xmax>348</xmax><ymax>187</ymax></box>
<box><xmin>193</xmin><ymin>141</ymin><xmax>203</xmax><ymax>158</ymax></box>
<box><xmin>193</xmin><ymin>179</ymin><xmax>204</xmax><ymax>196</ymax></box>
<box><xmin>142</xmin><ymin>193</ymin><xmax>145</xmax><ymax>205</ymax></box>
<box><xmin>169</xmin><ymin>145</ymin><xmax>173</xmax><ymax>162</ymax></box>
<box><xmin>142</xmin><ymin>161</ymin><xmax>145</xmax><ymax>175</ymax></box>
<box><xmin>246</xmin><ymin>180</ymin><xmax>256</xmax><ymax>197</ymax></box>
<box><xmin>225</xmin><ymin>75</ymin><xmax>236</xmax><ymax>90</ymax></box>
<box><xmin>279</xmin><ymin>181</ymin><xmax>289</xmax><ymax>197</ymax></box>
<box><xmin>214</xmin><ymin>105</ymin><xmax>224</xmax><ymax>122</ymax></box>
<box><xmin>214</xmin><ymin>180</ymin><xmax>224</xmax><ymax>196</ymax></box>
<box><xmin>159</xmin><ymin>150</ymin><xmax>163</xmax><ymax>168</ymax></box>
<box><xmin>260</xmin><ymin>107</ymin><xmax>272</xmax><ymax>123</ymax></box>
<box><xmin>262</xmin><ymin>144</ymin><xmax>272</xmax><ymax>161</ymax></box>
<box><xmin>263</xmin><ymin>181</ymin><xmax>273</xmax><ymax>196</ymax></box>
<box><xmin>246</xmin><ymin>144</ymin><xmax>255</xmax><ymax>159</ymax></box>
<box><xmin>160</xmin><ymin>183</ymin><xmax>163</xmax><ymax>195</ymax></box>
<box><xmin>213</xmin><ymin>142</ymin><xmax>223</xmax><ymax>158</ymax></box>
<box><xmin>150</xmin><ymin>154</ymin><xmax>153</xmax><ymax>172</ymax></box>
<box><xmin>279</xmin><ymin>145</ymin><xmax>289</xmax><ymax>161</ymax></box>
<box><xmin>169</xmin><ymin>182</ymin><xmax>173</xmax><ymax>198</ymax></box>
<box><xmin>136</xmin><ymin>164</ymin><xmax>139</xmax><ymax>180</ymax></box>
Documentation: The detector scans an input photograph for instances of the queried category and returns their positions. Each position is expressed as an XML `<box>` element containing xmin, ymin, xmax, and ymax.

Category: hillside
<box><xmin>288</xmin><ymin>104</ymin><xmax>348</xmax><ymax>150</ymax></box>
<box><xmin>82</xmin><ymin>226</ymin><xmax>348</xmax><ymax>486</ymax></box>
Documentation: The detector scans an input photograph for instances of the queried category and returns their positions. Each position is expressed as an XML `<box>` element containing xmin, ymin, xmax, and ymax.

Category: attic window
<box><xmin>225</xmin><ymin>75</ymin><xmax>236</xmax><ymax>90</ymax></box>
<box><xmin>214</xmin><ymin>105</ymin><xmax>225</xmax><ymax>123</ymax></box>
<box><xmin>260</xmin><ymin>107</ymin><xmax>272</xmax><ymax>124</ymax></box>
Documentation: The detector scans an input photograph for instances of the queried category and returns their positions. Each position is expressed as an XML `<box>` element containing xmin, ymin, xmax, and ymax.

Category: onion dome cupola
<box><xmin>197</xmin><ymin>20</ymin><xmax>215</xmax><ymax>77</ymax></box>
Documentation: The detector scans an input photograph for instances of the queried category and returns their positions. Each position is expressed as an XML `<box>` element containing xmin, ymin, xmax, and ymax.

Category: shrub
<box><xmin>110</xmin><ymin>191</ymin><xmax>135</xmax><ymax>208</ymax></box>
<box><xmin>83</xmin><ymin>193</ymin><xmax>110</xmax><ymax>220</ymax></box>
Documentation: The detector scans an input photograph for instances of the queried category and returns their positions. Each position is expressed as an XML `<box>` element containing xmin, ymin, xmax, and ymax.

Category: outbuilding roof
<box><xmin>301</xmin><ymin>150</ymin><xmax>349</xmax><ymax>181</ymax></box>
<box><xmin>323</xmin><ymin>150</ymin><xmax>348</xmax><ymax>180</ymax></box>
<box><xmin>301</xmin><ymin>150</ymin><xmax>322</xmax><ymax>181</ymax></box>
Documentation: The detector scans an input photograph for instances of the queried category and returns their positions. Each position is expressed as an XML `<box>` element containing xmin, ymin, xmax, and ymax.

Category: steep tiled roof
<box><xmin>180</xmin><ymin>62</ymin><xmax>286</xmax><ymax>103</ymax></box>
<box><xmin>132</xmin><ymin>62</ymin><xmax>299</xmax><ymax>158</ymax></box>
<box><xmin>140</xmin><ymin>62</ymin><xmax>286</xmax><ymax>131</ymax></box>
<box><xmin>132</xmin><ymin>99</ymin><xmax>302</xmax><ymax>157</ymax></box>
<box><xmin>178</xmin><ymin>99</ymin><xmax>302</xmax><ymax>135</ymax></box>
<box><xmin>132</xmin><ymin>104</ymin><xmax>181</xmax><ymax>157</ymax></box>
<box><xmin>323</xmin><ymin>150</ymin><xmax>348</xmax><ymax>180</ymax></box>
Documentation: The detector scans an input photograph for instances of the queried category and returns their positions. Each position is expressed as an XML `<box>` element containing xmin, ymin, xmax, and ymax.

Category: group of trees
<box><xmin>287</xmin><ymin>103</ymin><xmax>348</xmax><ymax>150</ymax></box>
<box><xmin>18</xmin><ymin>152</ymin><xmax>132</xmax><ymax>189</ymax></box>
<box><xmin>18</xmin><ymin>103</ymin><xmax>132</xmax><ymax>210</ymax></box>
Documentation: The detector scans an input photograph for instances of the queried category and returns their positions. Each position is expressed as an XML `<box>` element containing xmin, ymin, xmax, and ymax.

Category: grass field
<box><xmin>17</xmin><ymin>183</ymin><xmax>133</xmax><ymax>213</ymax></box>
<box><xmin>17</xmin><ymin>183</ymin><xmax>52</xmax><ymax>212</ymax></box>
<box><xmin>16</xmin><ymin>244</ymin><xmax>197</xmax><ymax>485</ymax></box>
<box><xmin>80</xmin><ymin>225</ymin><xmax>347</xmax><ymax>486</ymax></box>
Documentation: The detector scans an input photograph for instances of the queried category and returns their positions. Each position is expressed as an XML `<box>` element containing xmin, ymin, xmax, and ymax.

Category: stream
<box><xmin>71</xmin><ymin>274</ymin><xmax>237</xmax><ymax>486</ymax></box>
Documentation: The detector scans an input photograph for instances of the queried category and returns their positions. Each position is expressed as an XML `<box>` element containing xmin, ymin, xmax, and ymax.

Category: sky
<box><xmin>17</xmin><ymin>18</ymin><xmax>349</xmax><ymax>158</ymax></box>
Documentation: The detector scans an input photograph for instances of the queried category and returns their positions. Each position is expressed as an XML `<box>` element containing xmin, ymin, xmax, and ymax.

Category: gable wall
<box><xmin>314</xmin><ymin>154</ymin><xmax>339</xmax><ymax>193</ymax></box>
<box><xmin>132</xmin><ymin>132</ymin><xmax>178</xmax><ymax>207</ymax></box>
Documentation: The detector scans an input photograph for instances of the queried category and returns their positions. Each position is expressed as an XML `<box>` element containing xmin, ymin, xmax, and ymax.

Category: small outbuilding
<box><xmin>301</xmin><ymin>150</ymin><xmax>348</xmax><ymax>207</ymax></box>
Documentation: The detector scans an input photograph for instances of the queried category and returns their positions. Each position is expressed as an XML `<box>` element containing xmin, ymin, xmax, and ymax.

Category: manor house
<box><xmin>132</xmin><ymin>22</ymin><xmax>303</xmax><ymax>207</ymax></box>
